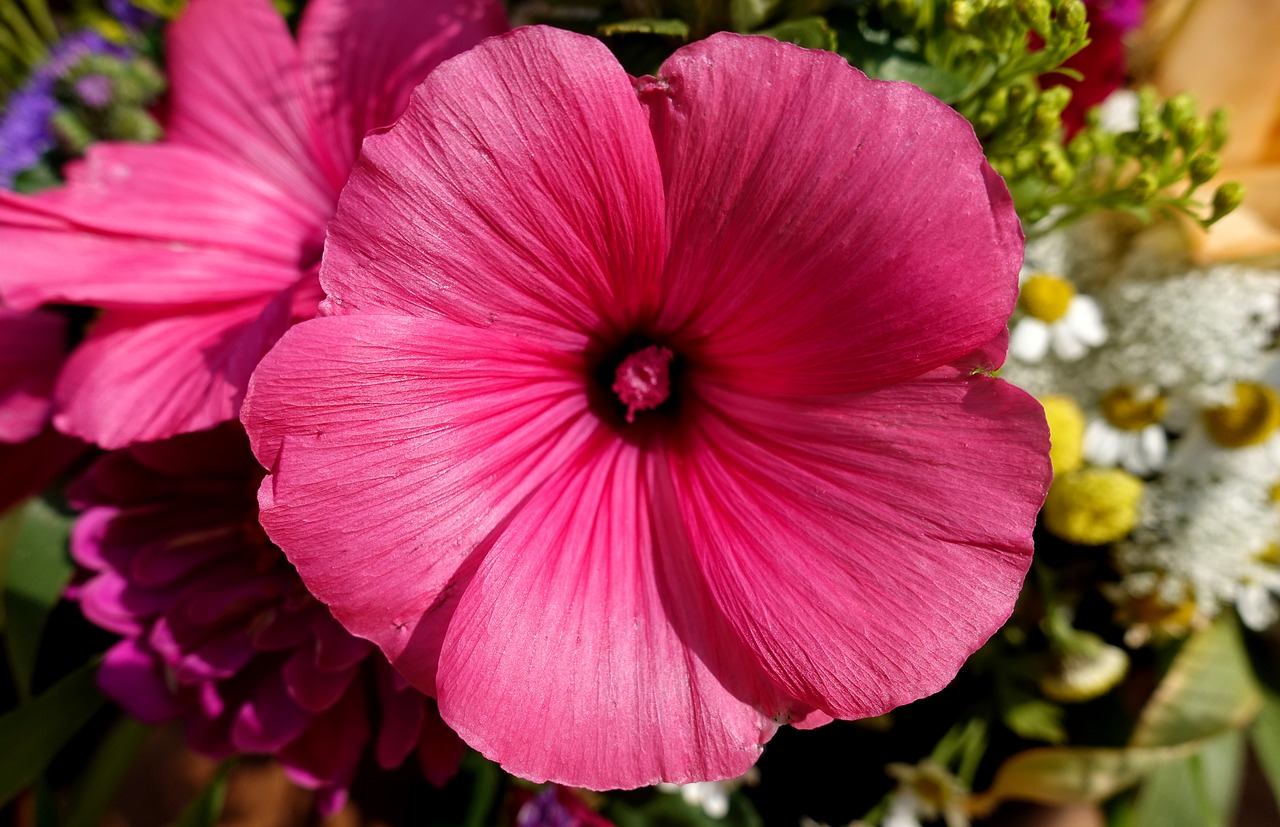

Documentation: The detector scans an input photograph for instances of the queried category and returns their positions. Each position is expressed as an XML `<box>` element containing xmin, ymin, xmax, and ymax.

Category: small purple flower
<box><xmin>106</xmin><ymin>0</ymin><xmax>159</xmax><ymax>30</ymax></box>
<box><xmin>74</xmin><ymin>74</ymin><xmax>114</xmax><ymax>108</ymax></box>
<box><xmin>0</xmin><ymin>85</ymin><xmax>58</xmax><ymax>185</ymax></box>
<box><xmin>1090</xmin><ymin>0</ymin><xmax>1144</xmax><ymax>32</ymax></box>
<box><xmin>0</xmin><ymin>31</ymin><xmax>131</xmax><ymax>187</ymax></box>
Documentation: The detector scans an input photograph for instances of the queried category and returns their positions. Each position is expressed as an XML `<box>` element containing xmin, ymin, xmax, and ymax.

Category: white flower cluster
<box><xmin>1001</xmin><ymin>210</ymin><xmax>1280</xmax><ymax>634</ymax></box>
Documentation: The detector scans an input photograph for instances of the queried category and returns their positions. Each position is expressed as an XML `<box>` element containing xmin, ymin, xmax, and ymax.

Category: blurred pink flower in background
<box><xmin>1049</xmin><ymin>0</ymin><xmax>1146</xmax><ymax>135</ymax></box>
<box><xmin>0</xmin><ymin>0</ymin><xmax>506</xmax><ymax>450</ymax></box>
<box><xmin>71</xmin><ymin>424</ymin><xmax>464</xmax><ymax>813</ymax></box>
<box><xmin>244</xmin><ymin>27</ymin><xmax>1051</xmax><ymax>791</ymax></box>
<box><xmin>0</xmin><ymin>307</ymin><xmax>87</xmax><ymax>510</ymax></box>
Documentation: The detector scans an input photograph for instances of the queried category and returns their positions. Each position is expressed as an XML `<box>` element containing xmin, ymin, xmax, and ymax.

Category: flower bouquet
<box><xmin>1</xmin><ymin>0</ymin><xmax>1277</xmax><ymax>825</ymax></box>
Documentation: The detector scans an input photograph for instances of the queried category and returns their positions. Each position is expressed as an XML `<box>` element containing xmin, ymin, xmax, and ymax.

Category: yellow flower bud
<box><xmin>1042</xmin><ymin>468</ymin><xmax>1144</xmax><ymax>545</ymax></box>
<box><xmin>1040</xmin><ymin>395</ymin><xmax>1085</xmax><ymax>476</ymax></box>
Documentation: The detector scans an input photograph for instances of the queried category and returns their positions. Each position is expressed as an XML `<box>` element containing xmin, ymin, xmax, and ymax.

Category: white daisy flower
<box><xmin>1009</xmin><ymin>273</ymin><xmax>1107</xmax><ymax>363</ymax></box>
<box><xmin>1083</xmin><ymin>386</ymin><xmax>1169</xmax><ymax>476</ymax></box>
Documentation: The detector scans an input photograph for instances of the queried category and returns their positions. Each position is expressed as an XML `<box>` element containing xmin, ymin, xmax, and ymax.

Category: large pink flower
<box><xmin>71</xmin><ymin>424</ymin><xmax>463</xmax><ymax>812</ymax></box>
<box><xmin>242</xmin><ymin>27</ymin><xmax>1051</xmax><ymax>790</ymax></box>
<box><xmin>0</xmin><ymin>0</ymin><xmax>506</xmax><ymax>450</ymax></box>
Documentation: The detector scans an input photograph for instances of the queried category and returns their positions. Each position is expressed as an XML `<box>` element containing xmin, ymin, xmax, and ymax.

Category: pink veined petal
<box><xmin>53</xmin><ymin>290</ymin><xmax>296</xmax><ymax>449</ymax></box>
<box><xmin>0</xmin><ymin>308</ymin><xmax>65</xmax><ymax>442</ymax></box>
<box><xmin>321</xmin><ymin>26</ymin><xmax>665</xmax><ymax>346</ymax></box>
<box><xmin>637</xmin><ymin>34</ymin><xmax>1023</xmax><ymax>395</ymax></box>
<box><xmin>296</xmin><ymin>0</ymin><xmax>508</xmax><ymax>181</ymax></box>
<box><xmin>243</xmin><ymin>314</ymin><xmax>599</xmax><ymax>692</ymax></box>
<box><xmin>437</xmin><ymin>434</ymin><xmax>780</xmax><ymax>790</ymax></box>
<box><xmin>668</xmin><ymin>371</ymin><xmax>1050</xmax><ymax>719</ymax></box>
<box><xmin>165</xmin><ymin>0</ymin><xmax>337</xmax><ymax>213</ymax></box>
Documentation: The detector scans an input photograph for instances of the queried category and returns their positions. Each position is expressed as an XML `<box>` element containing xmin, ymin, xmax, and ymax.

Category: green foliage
<box><xmin>971</xmin><ymin>615</ymin><xmax>1262</xmax><ymax>816</ymax></box>
<box><xmin>608</xmin><ymin>789</ymin><xmax>763</xmax><ymax>827</ymax></box>
<box><xmin>0</xmin><ymin>660</ymin><xmax>106</xmax><ymax>809</ymax></box>
<box><xmin>1</xmin><ymin>498</ymin><xmax>75</xmax><ymax>701</ymax></box>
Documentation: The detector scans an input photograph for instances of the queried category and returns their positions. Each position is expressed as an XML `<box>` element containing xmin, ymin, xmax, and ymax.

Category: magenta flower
<box><xmin>242</xmin><ymin>27</ymin><xmax>1051</xmax><ymax>790</ymax></box>
<box><xmin>71</xmin><ymin>424</ymin><xmax>464</xmax><ymax>812</ymax></box>
<box><xmin>0</xmin><ymin>0</ymin><xmax>506</xmax><ymax>450</ymax></box>
<box><xmin>0</xmin><ymin>307</ymin><xmax>88</xmax><ymax>510</ymax></box>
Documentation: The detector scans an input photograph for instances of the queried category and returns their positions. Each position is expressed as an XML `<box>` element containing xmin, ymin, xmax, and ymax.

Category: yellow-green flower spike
<box><xmin>1040</xmin><ymin>394</ymin><xmax>1085</xmax><ymax>476</ymax></box>
<box><xmin>1100</xmin><ymin>386</ymin><xmax>1167</xmax><ymax>431</ymax></box>
<box><xmin>1203</xmin><ymin>382</ymin><xmax>1280</xmax><ymax>448</ymax></box>
<box><xmin>1019</xmin><ymin>273</ymin><xmax>1075</xmax><ymax>322</ymax></box>
<box><xmin>1042</xmin><ymin>468</ymin><xmax>1144</xmax><ymax>545</ymax></box>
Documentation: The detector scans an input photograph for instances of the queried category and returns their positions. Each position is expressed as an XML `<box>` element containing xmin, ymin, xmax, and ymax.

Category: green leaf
<box><xmin>2</xmin><ymin>498</ymin><xmax>75</xmax><ymax>701</ymax></box>
<box><xmin>0</xmin><ymin>660</ymin><xmax>105</xmax><ymax>809</ymax></box>
<box><xmin>872</xmin><ymin>56</ymin><xmax>971</xmax><ymax>102</ymax></box>
<box><xmin>1131</xmin><ymin>615</ymin><xmax>1262</xmax><ymax>748</ymax></box>
<box><xmin>64</xmin><ymin>716</ymin><xmax>150</xmax><ymax>827</ymax></box>
<box><xmin>971</xmin><ymin>616</ymin><xmax>1263</xmax><ymax>815</ymax></box>
<box><xmin>1003</xmin><ymin>697</ymin><xmax>1068</xmax><ymax>745</ymax></box>
<box><xmin>1249</xmin><ymin>689</ymin><xmax>1280</xmax><ymax>806</ymax></box>
<box><xmin>598</xmin><ymin>18</ymin><xmax>690</xmax><ymax>39</ymax></box>
<box><xmin>1130</xmin><ymin>730</ymin><xmax>1245</xmax><ymax>827</ymax></box>
<box><xmin>757</xmin><ymin>17</ymin><xmax>836</xmax><ymax>52</ymax></box>
<box><xmin>175</xmin><ymin>760</ymin><xmax>232</xmax><ymax>827</ymax></box>
<box><xmin>728</xmin><ymin>0</ymin><xmax>778</xmax><ymax>32</ymax></box>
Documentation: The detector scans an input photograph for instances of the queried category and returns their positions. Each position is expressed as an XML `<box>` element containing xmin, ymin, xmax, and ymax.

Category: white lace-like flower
<box><xmin>1116</xmin><ymin>460</ymin><xmax>1280</xmax><ymax>630</ymax></box>
<box><xmin>1009</xmin><ymin>273</ymin><xmax>1107</xmax><ymax>363</ymax></box>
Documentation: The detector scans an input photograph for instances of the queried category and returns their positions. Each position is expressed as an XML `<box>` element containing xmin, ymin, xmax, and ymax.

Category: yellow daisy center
<box><xmin>1100</xmin><ymin>386</ymin><xmax>1167</xmax><ymax>431</ymax></box>
<box><xmin>1019</xmin><ymin>274</ymin><xmax>1076</xmax><ymax>322</ymax></box>
<box><xmin>1203</xmin><ymin>382</ymin><xmax>1280</xmax><ymax>448</ymax></box>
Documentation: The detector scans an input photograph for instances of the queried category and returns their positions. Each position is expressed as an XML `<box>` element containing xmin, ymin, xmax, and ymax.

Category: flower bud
<box><xmin>1127</xmin><ymin>170</ymin><xmax>1160</xmax><ymax>202</ymax></box>
<box><xmin>1209</xmin><ymin>182</ymin><xmax>1245</xmax><ymax>224</ymax></box>
<box><xmin>1188</xmin><ymin>153</ymin><xmax>1220</xmax><ymax>187</ymax></box>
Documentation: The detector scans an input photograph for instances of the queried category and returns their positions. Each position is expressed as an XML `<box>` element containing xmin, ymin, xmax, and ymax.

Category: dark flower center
<box><xmin>590</xmin><ymin>334</ymin><xmax>685</xmax><ymax>429</ymax></box>
<box><xmin>612</xmin><ymin>345</ymin><xmax>673</xmax><ymax>423</ymax></box>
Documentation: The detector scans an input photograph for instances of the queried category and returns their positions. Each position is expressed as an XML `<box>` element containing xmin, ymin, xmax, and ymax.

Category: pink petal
<box><xmin>98</xmin><ymin>639</ymin><xmax>184</xmax><ymax>724</ymax></box>
<box><xmin>232</xmin><ymin>671</ymin><xmax>314</xmax><ymax>752</ymax></box>
<box><xmin>165</xmin><ymin>0</ymin><xmax>337</xmax><ymax>213</ymax></box>
<box><xmin>637</xmin><ymin>34</ymin><xmax>1022</xmax><ymax>394</ymax></box>
<box><xmin>0</xmin><ymin>308</ymin><xmax>65</xmax><ymax>442</ymax></box>
<box><xmin>320</xmin><ymin>26</ymin><xmax>664</xmax><ymax>346</ymax></box>
<box><xmin>437</xmin><ymin>436</ymin><xmax>779</xmax><ymax>789</ymax></box>
<box><xmin>374</xmin><ymin>661</ymin><xmax>426</xmax><ymax>768</ymax></box>
<box><xmin>417</xmin><ymin>699</ymin><xmax>465</xmax><ymax>787</ymax></box>
<box><xmin>54</xmin><ymin>291</ymin><xmax>295</xmax><ymax>449</ymax></box>
<box><xmin>277</xmin><ymin>680</ymin><xmax>369</xmax><ymax>796</ymax></box>
<box><xmin>244</xmin><ymin>314</ymin><xmax>599</xmax><ymax>688</ymax></box>
<box><xmin>296</xmin><ymin>0</ymin><xmax>508</xmax><ymax>179</ymax></box>
<box><xmin>283</xmin><ymin>650</ymin><xmax>360</xmax><ymax>714</ymax></box>
<box><xmin>669</xmin><ymin>371</ymin><xmax>1049</xmax><ymax>718</ymax></box>
<box><xmin>0</xmin><ymin>145</ymin><xmax>313</xmax><ymax>311</ymax></box>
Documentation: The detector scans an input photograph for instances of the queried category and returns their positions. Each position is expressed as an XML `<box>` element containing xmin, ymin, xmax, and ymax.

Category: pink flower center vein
<box><xmin>611</xmin><ymin>344</ymin><xmax>674</xmax><ymax>424</ymax></box>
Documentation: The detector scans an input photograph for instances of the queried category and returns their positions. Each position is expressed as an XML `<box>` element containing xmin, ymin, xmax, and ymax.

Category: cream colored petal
<box><xmin>1149</xmin><ymin>0</ymin><xmax>1280</xmax><ymax>165</ymax></box>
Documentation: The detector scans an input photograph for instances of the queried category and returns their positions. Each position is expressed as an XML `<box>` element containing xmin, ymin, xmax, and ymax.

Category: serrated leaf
<box><xmin>598</xmin><ymin>18</ymin><xmax>690</xmax><ymax>39</ymax></box>
<box><xmin>0</xmin><ymin>660</ymin><xmax>105</xmax><ymax>808</ymax></box>
<box><xmin>758</xmin><ymin>17</ymin><xmax>836</xmax><ymax>52</ymax></box>
<box><xmin>1131</xmin><ymin>615</ymin><xmax>1262</xmax><ymax>748</ymax></box>
<box><xmin>3</xmin><ymin>498</ymin><xmax>75</xmax><ymax>700</ymax></box>
<box><xmin>1130</xmin><ymin>730</ymin><xmax>1244</xmax><ymax>827</ymax></box>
